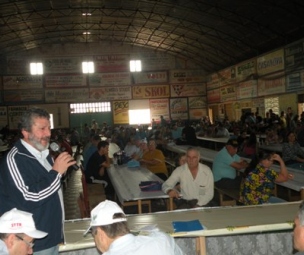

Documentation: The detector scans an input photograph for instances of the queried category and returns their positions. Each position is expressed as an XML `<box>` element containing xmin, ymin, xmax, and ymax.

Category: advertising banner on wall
<box><xmin>257</xmin><ymin>49</ymin><xmax>284</xmax><ymax>76</ymax></box>
<box><xmin>286</xmin><ymin>71</ymin><xmax>304</xmax><ymax>92</ymax></box>
<box><xmin>207</xmin><ymin>88</ymin><xmax>220</xmax><ymax>104</ymax></box>
<box><xmin>89</xmin><ymin>72</ymin><xmax>131</xmax><ymax>87</ymax></box>
<box><xmin>6</xmin><ymin>58</ymin><xmax>29</xmax><ymax>74</ymax></box>
<box><xmin>133</xmin><ymin>71</ymin><xmax>168</xmax><ymax>84</ymax></box>
<box><xmin>45</xmin><ymin>88</ymin><xmax>89</xmax><ymax>102</ymax></box>
<box><xmin>285</xmin><ymin>40</ymin><xmax>304</xmax><ymax>70</ymax></box>
<box><xmin>93</xmin><ymin>54</ymin><xmax>129</xmax><ymax>72</ymax></box>
<box><xmin>113</xmin><ymin>100</ymin><xmax>129</xmax><ymax>124</ymax></box>
<box><xmin>4</xmin><ymin>90</ymin><xmax>44</xmax><ymax>103</ymax></box>
<box><xmin>189</xmin><ymin>109</ymin><xmax>207</xmax><ymax>120</ymax></box>
<box><xmin>170</xmin><ymin>83</ymin><xmax>206</xmax><ymax>97</ymax></box>
<box><xmin>132</xmin><ymin>85</ymin><xmax>170</xmax><ymax>99</ymax></box>
<box><xmin>220</xmin><ymin>85</ymin><xmax>236</xmax><ymax>102</ymax></box>
<box><xmin>8</xmin><ymin>106</ymin><xmax>28</xmax><ymax>129</ymax></box>
<box><xmin>139</xmin><ymin>52</ymin><xmax>175</xmax><ymax>71</ymax></box>
<box><xmin>149</xmin><ymin>98</ymin><xmax>170</xmax><ymax>121</ymax></box>
<box><xmin>218</xmin><ymin>67</ymin><xmax>236</xmax><ymax>86</ymax></box>
<box><xmin>235</xmin><ymin>59</ymin><xmax>256</xmax><ymax>82</ymax></box>
<box><xmin>170</xmin><ymin>98</ymin><xmax>188</xmax><ymax>120</ymax></box>
<box><xmin>237</xmin><ymin>80</ymin><xmax>258</xmax><ymax>99</ymax></box>
<box><xmin>258</xmin><ymin>72</ymin><xmax>285</xmax><ymax>96</ymax></box>
<box><xmin>188</xmin><ymin>96</ymin><xmax>207</xmax><ymax>109</ymax></box>
<box><xmin>45</xmin><ymin>75</ymin><xmax>86</xmax><ymax>88</ymax></box>
<box><xmin>206</xmin><ymin>73</ymin><xmax>220</xmax><ymax>90</ymax></box>
<box><xmin>43</xmin><ymin>57</ymin><xmax>82</xmax><ymax>73</ymax></box>
<box><xmin>0</xmin><ymin>107</ymin><xmax>8</xmax><ymax>128</ymax></box>
<box><xmin>3</xmin><ymin>76</ymin><xmax>43</xmax><ymax>90</ymax></box>
<box><xmin>89</xmin><ymin>87</ymin><xmax>132</xmax><ymax>101</ymax></box>
<box><xmin>169</xmin><ymin>70</ymin><xmax>205</xmax><ymax>84</ymax></box>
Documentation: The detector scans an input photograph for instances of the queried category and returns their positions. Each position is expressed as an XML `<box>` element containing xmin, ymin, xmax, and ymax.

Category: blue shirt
<box><xmin>212</xmin><ymin>147</ymin><xmax>240</xmax><ymax>182</ymax></box>
<box><xmin>83</xmin><ymin>144</ymin><xmax>97</xmax><ymax>170</ymax></box>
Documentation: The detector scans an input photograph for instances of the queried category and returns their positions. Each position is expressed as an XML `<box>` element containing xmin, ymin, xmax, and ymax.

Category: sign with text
<box><xmin>285</xmin><ymin>40</ymin><xmax>304</xmax><ymax>70</ymax></box>
<box><xmin>93</xmin><ymin>54</ymin><xmax>129</xmax><ymax>72</ymax></box>
<box><xmin>206</xmin><ymin>73</ymin><xmax>220</xmax><ymax>90</ymax></box>
<box><xmin>45</xmin><ymin>88</ymin><xmax>89</xmax><ymax>102</ymax></box>
<box><xmin>189</xmin><ymin>109</ymin><xmax>207</xmax><ymax>120</ymax></box>
<box><xmin>169</xmin><ymin>70</ymin><xmax>205</xmax><ymax>84</ymax></box>
<box><xmin>8</xmin><ymin>106</ymin><xmax>28</xmax><ymax>129</ymax></box>
<box><xmin>218</xmin><ymin>67</ymin><xmax>236</xmax><ymax>86</ymax></box>
<box><xmin>90</xmin><ymin>86</ymin><xmax>132</xmax><ymax>101</ymax></box>
<box><xmin>44</xmin><ymin>57</ymin><xmax>82</xmax><ymax>73</ymax></box>
<box><xmin>4</xmin><ymin>90</ymin><xmax>44</xmax><ymax>103</ymax></box>
<box><xmin>286</xmin><ymin>71</ymin><xmax>304</xmax><ymax>92</ymax></box>
<box><xmin>237</xmin><ymin>80</ymin><xmax>258</xmax><ymax>99</ymax></box>
<box><xmin>257</xmin><ymin>49</ymin><xmax>284</xmax><ymax>76</ymax></box>
<box><xmin>170</xmin><ymin>83</ymin><xmax>206</xmax><ymax>97</ymax></box>
<box><xmin>140</xmin><ymin>52</ymin><xmax>175</xmax><ymax>71</ymax></box>
<box><xmin>207</xmin><ymin>88</ymin><xmax>220</xmax><ymax>104</ymax></box>
<box><xmin>235</xmin><ymin>59</ymin><xmax>256</xmax><ymax>82</ymax></box>
<box><xmin>220</xmin><ymin>85</ymin><xmax>236</xmax><ymax>102</ymax></box>
<box><xmin>170</xmin><ymin>98</ymin><xmax>188</xmax><ymax>120</ymax></box>
<box><xmin>258</xmin><ymin>72</ymin><xmax>285</xmax><ymax>96</ymax></box>
<box><xmin>89</xmin><ymin>72</ymin><xmax>131</xmax><ymax>87</ymax></box>
<box><xmin>45</xmin><ymin>75</ymin><xmax>86</xmax><ymax>88</ymax></box>
<box><xmin>6</xmin><ymin>58</ymin><xmax>29</xmax><ymax>74</ymax></box>
<box><xmin>149</xmin><ymin>98</ymin><xmax>170</xmax><ymax>121</ymax></box>
<box><xmin>3</xmin><ymin>76</ymin><xmax>43</xmax><ymax>90</ymax></box>
<box><xmin>132</xmin><ymin>85</ymin><xmax>170</xmax><ymax>99</ymax></box>
<box><xmin>188</xmin><ymin>97</ymin><xmax>207</xmax><ymax>109</ymax></box>
<box><xmin>113</xmin><ymin>100</ymin><xmax>129</xmax><ymax>124</ymax></box>
<box><xmin>133</xmin><ymin>71</ymin><xmax>168</xmax><ymax>84</ymax></box>
<box><xmin>0</xmin><ymin>107</ymin><xmax>8</xmax><ymax>128</ymax></box>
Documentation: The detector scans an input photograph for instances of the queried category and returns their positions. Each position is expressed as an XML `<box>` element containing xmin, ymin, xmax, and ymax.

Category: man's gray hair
<box><xmin>19</xmin><ymin>107</ymin><xmax>50</xmax><ymax>132</ymax></box>
<box><xmin>186</xmin><ymin>147</ymin><xmax>200</xmax><ymax>158</ymax></box>
<box><xmin>298</xmin><ymin>201</ymin><xmax>304</xmax><ymax>225</ymax></box>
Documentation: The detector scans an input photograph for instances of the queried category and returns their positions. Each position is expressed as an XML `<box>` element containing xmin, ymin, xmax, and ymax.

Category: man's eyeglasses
<box><xmin>15</xmin><ymin>235</ymin><xmax>35</xmax><ymax>249</ymax></box>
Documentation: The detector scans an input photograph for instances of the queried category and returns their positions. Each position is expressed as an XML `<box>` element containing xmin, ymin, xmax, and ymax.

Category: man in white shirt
<box><xmin>162</xmin><ymin>147</ymin><xmax>214</xmax><ymax>209</ymax></box>
<box><xmin>294</xmin><ymin>201</ymin><xmax>304</xmax><ymax>255</ymax></box>
<box><xmin>86</xmin><ymin>200</ymin><xmax>184</xmax><ymax>255</ymax></box>
<box><xmin>0</xmin><ymin>208</ymin><xmax>47</xmax><ymax>255</ymax></box>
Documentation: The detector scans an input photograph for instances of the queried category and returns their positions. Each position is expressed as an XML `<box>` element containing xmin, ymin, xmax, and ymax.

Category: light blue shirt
<box><xmin>0</xmin><ymin>239</ymin><xmax>8</xmax><ymax>255</ymax></box>
<box><xmin>212</xmin><ymin>147</ymin><xmax>240</xmax><ymax>182</ymax></box>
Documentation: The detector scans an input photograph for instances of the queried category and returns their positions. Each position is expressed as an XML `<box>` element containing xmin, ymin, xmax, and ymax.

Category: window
<box><xmin>130</xmin><ymin>60</ymin><xmax>142</xmax><ymax>72</ymax></box>
<box><xmin>129</xmin><ymin>109</ymin><xmax>151</xmax><ymax>125</ymax></box>
<box><xmin>70</xmin><ymin>102</ymin><xmax>111</xmax><ymax>114</ymax></box>
<box><xmin>82</xmin><ymin>61</ymin><xmax>95</xmax><ymax>73</ymax></box>
<box><xmin>30</xmin><ymin>62</ymin><xmax>43</xmax><ymax>75</ymax></box>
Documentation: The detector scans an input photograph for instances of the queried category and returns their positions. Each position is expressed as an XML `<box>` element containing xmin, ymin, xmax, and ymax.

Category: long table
<box><xmin>107</xmin><ymin>164</ymin><xmax>172</xmax><ymax>213</ymax></box>
<box><xmin>196</xmin><ymin>136</ymin><xmax>228</xmax><ymax>150</ymax></box>
<box><xmin>59</xmin><ymin>201</ymin><xmax>300</xmax><ymax>255</ymax></box>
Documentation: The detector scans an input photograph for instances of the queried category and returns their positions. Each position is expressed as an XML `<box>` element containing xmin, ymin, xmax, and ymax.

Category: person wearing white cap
<box><xmin>86</xmin><ymin>200</ymin><xmax>184</xmax><ymax>255</ymax></box>
<box><xmin>0</xmin><ymin>208</ymin><xmax>48</xmax><ymax>255</ymax></box>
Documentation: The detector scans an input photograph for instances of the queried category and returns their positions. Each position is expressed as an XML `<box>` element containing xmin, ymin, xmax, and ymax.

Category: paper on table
<box><xmin>172</xmin><ymin>219</ymin><xmax>204</xmax><ymax>232</ymax></box>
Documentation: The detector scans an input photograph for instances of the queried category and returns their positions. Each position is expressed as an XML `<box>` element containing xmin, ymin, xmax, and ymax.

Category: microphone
<box><xmin>50</xmin><ymin>142</ymin><xmax>79</xmax><ymax>170</ymax></box>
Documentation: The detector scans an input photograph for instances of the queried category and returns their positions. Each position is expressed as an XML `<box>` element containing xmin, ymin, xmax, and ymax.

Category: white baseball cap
<box><xmin>84</xmin><ymin>200</ymin><xmax>127</xmax><ymax>236</ymax></box>
<box><xmin>0</xmin><ymin>208</ymin><xmax>48</xmax><ymax>239</ymax></box>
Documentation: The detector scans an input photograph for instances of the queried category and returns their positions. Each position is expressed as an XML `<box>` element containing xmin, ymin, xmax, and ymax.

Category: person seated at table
<box><xmin>0</xmin><ymin>208</ymin><xmax>48</xmax><ymax>255</ymax></box>
<box><xmin>124</xmin><ymin>137</ymin><xmax>140</xmax><ymax>158</ymax></box>
<box><xmin>108</xmin><ymin>134</ymin><xmax>121</xmax><ymax>162</ymax></box>
<box><xmin>83</xmin><ymin>134</ymin><xmax>101</xmax><ymax>171</ymax></box>
<box><xmin>282</xmin><ymin>131</ymin><xmax>304</xmax><ymax>166</ymax></box>
<box><xmin>175</xmin><ymin>121</ymin><xmax>197</xmax><ymax>146</ymax></box>
<box><xmin>140</xmin><ymin>139</ymin><xmax>168</xmax><ymax>180</ymax></box>
<box><xmin>212</xmin><ymin>138</ymin><xmax>249</xmax><ymax>190</ymax></box>
<box><xmin>293</xmin><ymin>201</ymin><xmax>304</xmax><ymax>255</ymax></box>
<box><xmin>265</xmin><ymin>128</ymin><xmax>279</xmax><ymax>144</ymax></box>
<box><xmin>239</xmin><ymin>151</ymin><xmax>290</xmax><ymax>205</ymax></box>
<box><xmin>133</xmin><ymin>139</ymin><xmax>148</xmax><ymax>160</ymax></box>
<box><xmin>86</xmin><ymin>200</ymin><xmax>183</xmax><ymax>255</ymax></box>
<box><xmin>162</xmin><ymin>147</ymin><xmax>214</xmax><ymax>209</ymax></box>
<box><xmin>215</xmin><ymin>122</ymin><xmax>230</xmax><ymax>138</ymax></box>
<box><xmin>86</xmin><ymin>141</ymin><xmax>114</xmax><ymax>200</ymax></box>
<box><xmin>174</xmin><ymin>152</ymin><xmax>187</xmax><ymax>168</ymax></box>
<box><xmin>238</xmin><ymin>132</ymin><xmax>258</xmax><ymax>159</ymax></box>
<box><xmin>236</xmin><ymin>130</ymin><xmax>247</xmax><ymax>151</ymax></box>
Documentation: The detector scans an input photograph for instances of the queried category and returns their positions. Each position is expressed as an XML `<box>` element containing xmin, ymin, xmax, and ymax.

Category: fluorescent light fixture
<box><xmin>83</xmin><ymin>31</ymin><xmax>91</xmax><ymax>35</ymax></box>
<box><xmin>82</xmin><ymin>61</ymin><xmax>95</xmax><ymax>73</ymax></box>
<box><xmin>82</xmin><ymin>13</ymin><xmax>92</xmax><ymax>16</ymax></box>
<box><xmin>30</xmin><ymin>62</ymin><xmax>43</xmax><ymax>75</ymax></box>
<box><xmin>130</xmin><ymin>60</ymin><xmax>142</xmax><ymax>72</ymax></box>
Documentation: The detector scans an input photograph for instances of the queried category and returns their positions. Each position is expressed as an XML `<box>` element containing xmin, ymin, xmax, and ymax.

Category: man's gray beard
<box><xmin>29</xmin><ymin>136</ymin><xmax>50</xmax><ymax>152</ymax></box>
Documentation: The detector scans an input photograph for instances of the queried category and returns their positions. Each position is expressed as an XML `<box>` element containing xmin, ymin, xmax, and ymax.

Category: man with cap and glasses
<box><xmin>85</xmin><ymin>200</ymin><xmax>184</xmax><ymax>255</ymax></box>
<box><xmin>0</xmin><ymin>208</ymin><xmax>48</xmax><ymax>255</ymax></box>
<box><xmin>212</xmin><ymin>138</ymin><xmax>249</xmax><ymax>190</ymax></box>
